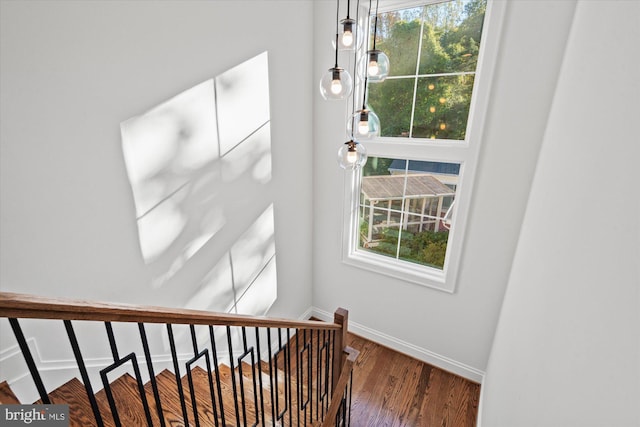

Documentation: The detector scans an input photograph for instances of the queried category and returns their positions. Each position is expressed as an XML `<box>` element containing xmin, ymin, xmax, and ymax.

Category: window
<box><xmin>342</xmin><ymin>0</ymin><xmax>504</xmax><ymax>291</ymax></box>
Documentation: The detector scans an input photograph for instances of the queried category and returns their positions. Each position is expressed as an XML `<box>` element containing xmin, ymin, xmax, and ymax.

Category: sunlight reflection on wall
<box><xmin>121</xmin><ymin>52</ymin><xmax>276</xmax><ymax>317</ymax></box>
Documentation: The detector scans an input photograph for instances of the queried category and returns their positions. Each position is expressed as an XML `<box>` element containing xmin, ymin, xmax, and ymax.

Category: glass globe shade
<box><xmin>366</xmin><ymin>50</ymin><xmax>389</xmax><ymax>83</ymax></box>
<box><xmin>337</xmin><ymin>140</ymin><xmax>367</xmax><ymax>170</ymax></box>
<box><xmin>347</xmin><ymin>109</ymin><xmax>380</xmax><ymax>140</ymax></box>
<box><xmin>319</xmin><ymin>67</ymin><xmax>353</xmax><ymax>100</ymax></box>
<box><xmin>338</xmin><ymin>18</ymin><xmax>362</xmax><ymax>51</ymax></box>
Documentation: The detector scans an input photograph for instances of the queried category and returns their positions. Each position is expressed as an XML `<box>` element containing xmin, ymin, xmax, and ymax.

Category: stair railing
<box><xmin>0</xmin><ymin>292</ymin><xmax>356</xmax><ymax>427</ymax></box>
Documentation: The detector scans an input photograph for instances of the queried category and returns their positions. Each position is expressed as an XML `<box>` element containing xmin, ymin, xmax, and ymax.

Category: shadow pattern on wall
<box><xmin>121</xmin><ymin>51</ymin><xmax>276</xmax><ymax>317</ymax></box>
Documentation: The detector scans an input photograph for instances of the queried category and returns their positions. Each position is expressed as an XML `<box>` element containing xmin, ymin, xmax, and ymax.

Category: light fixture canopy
<box><xmin>320</xmin><ymin>67</ymin><xmax>353</xmax><ymax>100</ymax></box>
<box><xmin>337</xmin><ymin>140</ymin><xmax>367</xmax><ymax>170</ymax></box>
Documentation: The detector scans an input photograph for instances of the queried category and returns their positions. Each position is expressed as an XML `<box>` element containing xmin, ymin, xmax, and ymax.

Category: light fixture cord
<box><xmin>372</xmin><ymin>0</ymin><xmax>380</xmax><ymax>50</ymax></box>
<box><xmin>334</xmin><ymin>0</ymin><xmax>340</xmax><ymax>67</ymax></box>
<box><xmin>362</xmin><ymin>0</ymin><xmax>373</xmax><ymax>110</ymax></box>
<box><xmin>350</xmin><ymin>0</ymin><xmax>361</xmax><ymax>138</ymax></box>
<box><xmin>346</xmin><ymin>0</ymin><xmax>351</xmax><ymax>19</ymax></box>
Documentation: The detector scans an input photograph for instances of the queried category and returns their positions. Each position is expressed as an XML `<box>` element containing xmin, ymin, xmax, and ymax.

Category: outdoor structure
<box><xmin>360</xmin><ymin>174</ymin><xmax>455</xmax><ymax>244</ymax></box>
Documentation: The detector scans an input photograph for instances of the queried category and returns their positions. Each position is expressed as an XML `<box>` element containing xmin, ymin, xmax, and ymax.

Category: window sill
<box><xmin>342</xmin><ymin>249</ymin><xmax>455</xmax><ymax>293</ymax></box>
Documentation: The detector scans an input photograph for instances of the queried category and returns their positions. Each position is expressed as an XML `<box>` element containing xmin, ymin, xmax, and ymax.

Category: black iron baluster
<box><xmin>315</xmin><ymin>328</ymin><xmax>321</xmax><ymax>420</ymax></box>
<box><xmin>104</xmin><ymin>322</ymin><xmax>119</xmax><ymax>362</ymax></box>
<box><xmin>347</xmin><ymin>370</ymin><xmax>354</xmax><ymax>427</ymax></box>
<box><xmin>167</xmin><ymin>324</ymin><xmax>189</xmax><ymax>426</ymax></box>
<box><xmin>139</xmin><ymin>323</ymin><xmax>166</xmax><ymax>427</ymax></box>
<box><xmin>64</xmin><ymin>320</ymin><xmax>104</xmax><ymax>427</ymax></box>
<box><xmin>226</xmin><ymin>325</ymin><xmax>241</xmax><ymax>427</ymax></box>
<box><xmin>295</xmin><ymin>328</ymin><xmax>300</xmax><ymax>427</ymax></box>
<box><xmin>209</xmin><ymin>326</ymin><xmax>226</xmax><ymax>427</ymax></box>
<box><xmin>237</xmin><ymin>345</ymin><xmax>258</xmax><ymax>427</ymax></box>
<box><xmin>267</xmin><ymin>328</ymin><xmax>276</xmax><ymax>426</ymax></box>
<box><xmin>319</xmin><ymin>330</ymin><xmax>331</xmax><ymax>420</ymax></box>
<box><xmin>8</xmin><ymin>318</ymin><xmax>50</xmax><ymax>404</ymax></box>
<box><xmin>99</xmin><ymin>353</ymin><xmax>153</xmax><ymax>427</ymax></box>
<box><xmin>190</xmin><ymin>324</ymin><xmax>198</xmax><ymax>354</ymax></box>
<box><xmin>299</xmin><ymin>336</ymin><xmax>311</xmax><ymax>426</ymax></box>
<box><xmin>186</xmin><ymin>349</ymin><xmax>219</xmax><ymax>427</ymax></box>
<box><xmin>286</xmin><ymin>328</ymin><xmax>292</xmax><ymax>427</ymax></box>
<box><xmin>329</xmin><ymin>330</ymin><xmax>336</xmax><ymax>416</ymax></box>
<box><xmin>297</xmin><ymin>329</ymin><xmax>311</xmax><ymax>426</ymax></box>
<box><xmin>274</xmin><ymin>329</ymin><xmax>289</xmax><ymax>423</ymax></box>
<box><xmin>255</xmin><ymin>327</ymin><xmax>266</xmax><ymax>427</ymax></box>
<box><xmin>309</xmin><ymin>329</ymin><xmax>314</xmax><ymax>424</ymax></box>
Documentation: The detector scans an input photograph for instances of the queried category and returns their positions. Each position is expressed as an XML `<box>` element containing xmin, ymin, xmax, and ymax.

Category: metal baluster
<box><xmin>99</xmin><ymin>353</ymin><xmax>153</xmax><ymax>427</ymax></box>
<box><xmin>226</xmin><ymin>325</ymin><xmax>241</xmax><ymax>426</ymax></box>
<box><xmin>104</xmin><ymin>322</ymin><xmax>119</xmax><ymax>362</ymax></box>
<box><xmin>238</xmin><ymin>327</ymin><xmax>249</xmax><ymax>427</ymax></box>
<box><xmin>305</xmin><ymin>329</ymin><xmax>313</xmax><ymax>420</ymax></box>
<box><xmin>320</xmin><ymin>330</ymin><xmax>331</xmax><ymax>420</ymax></box>
<box><xmin>295</xmin><ymin>328</ymin><xmax>300</xmax><ymax>427</ymax></box>
<box><xmin>315</xmin><ymin>329</ymin><xmax>321</xmax><ymax>420</ymax></box>
<box><xmin>64</xmin><ymin>320</ymin><xmax>104</xmax><ymax>427</ymax></box>
<box><xmin>139</xmin><ymin>323</ymin><xmax>166</xmax><ymax>427</ymax></box>
<box><xmin>286</xmin><ymin>328</ymin><xmax>292</xmax><ymax>427</ymax></box>
<box><xmin>347</xmin><ymin>371</ymin><xmax>354</xmax><ymax>427</ymax></box>
<box><xmin>8</xmin><ymin>318</ymin><xmax>50</xmax><ymax>404</ymax></box>
<box><xmin>255</xmin><ymin>327</ymin><xmax>266</xmax><ymax>427</ymax></box>
<box><xmin>190</xmin><ymin>324</ymin><xmax>198</xmax><ymax>354</ymax></box>
<box><xmin>167</xmin><ymin>324</ymin><xmax>189</xmax><ymax>426</ymax></box>
<box><xmin>209</xmin><ymin>326</ymin><xmax>226</xmax><ymax>427</ymax></box>
<box><xmin>186</xmin><ymin>349</ymin><xmax>220</xmax><ymax>427</ymax></box>
<box><xmin>187</xmin><ymin>329</ymin><xmax>202</xmax><ymax>427</ymax></box>
<box><xmin>267</xmin><ymin>328</ymin><xmax>276</xmax><ymax>426</ymax></box>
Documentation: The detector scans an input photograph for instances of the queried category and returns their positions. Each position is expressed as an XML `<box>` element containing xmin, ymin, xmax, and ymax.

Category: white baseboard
<box><xmin>311</xmin><ymin>306</ymin><xmax>485</xmax><ymax>383</ymax></box>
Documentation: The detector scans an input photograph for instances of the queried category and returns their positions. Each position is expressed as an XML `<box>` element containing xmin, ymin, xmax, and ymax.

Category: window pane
<box><xmin>359</xmin><ymin>157</ymin><xmax>460</xmax><ymax>270</ymax></box>
<box><xmin>418</xmin><ymin>0</ymin><xmax>486</xmax><ymax>75</ymax></box>
<box><xmin>368</xmin><ymin>78</ymin><xmax>414</xmax><ymax>137</ymax></box>
<box><xmin>411</xmin><ymin>74</ymin><xmax>474</xmax><ymax>140</ymax></box>
<box><xmin>373</xmin><ymin>7</ymin><xmax>423</xmax><ymax>76</ymax></box>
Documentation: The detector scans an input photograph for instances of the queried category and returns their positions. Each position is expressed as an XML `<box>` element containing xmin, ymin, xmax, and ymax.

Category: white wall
<box><xmin>0</xmin><ymin>0</ymin><xmax>314</xmax><ymax>397</ymax></box>
<box><xmin>0</xmin><ymin>0</ymin><xmax>313</xmax><ymax>313</ymax></box>
<box><xmin>480</xmin><ymin>1</ymin><xmax>640</xmax><ymax>425</ymax></box>
<box><xmin>312</xmin><ymin>0</ymin><xmax>576</xmax><ymax>378</ymax></box>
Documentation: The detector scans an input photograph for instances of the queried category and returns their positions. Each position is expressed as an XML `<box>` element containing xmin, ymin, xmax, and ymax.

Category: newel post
<box><xmin>331</xmin><ymin>307</ymin><xmax>349</xmax><ymax>392</ymax></box>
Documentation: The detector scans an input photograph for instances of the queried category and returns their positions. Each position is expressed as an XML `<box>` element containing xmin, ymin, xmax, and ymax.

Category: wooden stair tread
<box><xmin>36</xmin><ymin>377</ymin><xmax>97</xmax><ymax>427</ymax></box>
<box><xmin>95</xmin><ymin>372</ymin><xmax>161</xmax><ymax>427</ymax></box>
<box><xmin>0</xmin><ymin>380</ymin><xmax>20</xmax><ymax>404</ymax></box>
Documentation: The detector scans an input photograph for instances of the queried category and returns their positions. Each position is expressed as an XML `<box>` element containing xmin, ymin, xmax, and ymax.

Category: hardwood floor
<box><xmin>346</xmin><ymin>333</ymin><xmax>480</xmax><ymax>427</ymax></box>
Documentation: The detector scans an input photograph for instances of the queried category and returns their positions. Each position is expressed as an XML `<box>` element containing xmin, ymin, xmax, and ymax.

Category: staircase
<box><xmin>0</xmin><ymin>292</ymin><xmax>358</xmax><ymax>427</ymax></box>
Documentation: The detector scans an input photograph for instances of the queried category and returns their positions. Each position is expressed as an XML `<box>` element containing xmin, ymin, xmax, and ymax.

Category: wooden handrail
<box><xmin>0</xmin><ymin>292</ymin><xmax>341</xmax><ymax>331</ymax></box>
<box><xmin>321</xmin><ymin>346</ymin><xmax>359</xmax><ymax>427</ymax></box>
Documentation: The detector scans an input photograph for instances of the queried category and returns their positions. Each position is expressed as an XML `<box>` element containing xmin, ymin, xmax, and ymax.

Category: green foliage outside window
<box><xmin>360</xmin><ymin>225</ymin><xmax>449</xmax><ymax>269</ymax></box>
<box><xmin>367</xmin><ymin>0</ymin><xmax>486</xmax><ymax>140</ymax></box>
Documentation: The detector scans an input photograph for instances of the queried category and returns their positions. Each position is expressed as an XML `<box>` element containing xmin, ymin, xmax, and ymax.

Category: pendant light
<box><xmin>320</xmin><ymin>0</ymin><xmax>353</xmax><ymax>100</ymax></box>
<box><xmin>338</xmin><ymin>139</ymin><xmax>368</xmax><ymax>170</ymax></box>
<box><xmin>338</xmin><ymin>0</ymin><xmax>362</xmax><ymax>51</ymax></box>
<box><xmin>338</xmin><ymin>0</ymin><xmax>367</xmax><ymax>170</ymax></box>
<box><xmin>365</xmin><ymin>0</ymin><xmax>389</xmax><ymax>83</ymax></box>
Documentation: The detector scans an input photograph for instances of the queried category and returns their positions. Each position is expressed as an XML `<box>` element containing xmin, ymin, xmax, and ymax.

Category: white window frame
<box><xmin>341</xmin><ymin>0</ymin><xmax>506</xmax><ymax>292</ymax></box>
